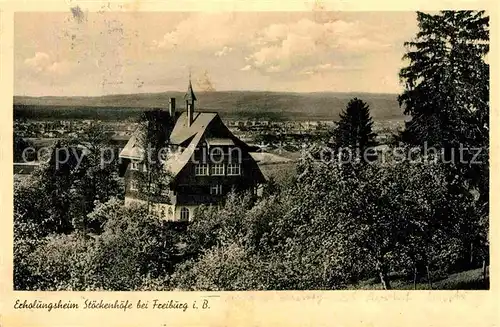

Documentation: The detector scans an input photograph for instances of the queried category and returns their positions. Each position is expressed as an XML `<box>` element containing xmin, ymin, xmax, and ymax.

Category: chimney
<box><xmin>169</xmin><ymin>97</ymin><xmax>176</xmax><ymax>117</ymax></box>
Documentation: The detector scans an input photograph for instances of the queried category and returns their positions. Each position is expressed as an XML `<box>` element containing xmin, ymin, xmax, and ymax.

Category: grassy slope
<box><xmin>14</xmin><ymin>91</ymin><xmax>404</xmax><ymax>121</ymax></box>
<box><xmin>351</xmin><ymin>268</ymin><xmax>489</xmax><ymax>290</ymax></box>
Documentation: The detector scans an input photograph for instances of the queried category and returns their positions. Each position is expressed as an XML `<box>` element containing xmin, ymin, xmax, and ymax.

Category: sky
<box><xmin>14</xmin><ymin>11</ymin><xmax>419</xmax><ymax>96</ymax></box>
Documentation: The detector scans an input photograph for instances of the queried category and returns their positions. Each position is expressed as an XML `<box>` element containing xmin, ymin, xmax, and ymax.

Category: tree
<box><xmin>14</xmin><ymin>132</ymin><xmax>123</xmax><ymax>239</ymax></box>
<box><xmin>17</xmin><ymin>200</ymin><xmax>179</xmax><ymax>291</ymax></box>
<box><xmin>71</xmin><ymin>125</ymin><xmax>123</xmax><ymax>233</ymax></box>
<box><xmin>331</xmin><ymin>98</ymin><xmax>377</xmax><ymax>162</ymax></box>
<box><xmin>80</xmin><ymin>124</ymin><xmax>110</xmax><ymax>153</ymax></box>
<box><xmin>290</xmin><ymin>150</ymin><xmax>484</xmax><ymax>290</ymax></box>
<box><xmin>13</xmin><ymin>132</ymin><xmax>35</xmax><ymax>162</ymax></box>
<box><xmin>32</xmin><ymin>140</ymin><xmax>86</xmax><ymax>234</ymax></box>
<box><xmin>171</xmin><ymin>242</ymin><xmax>266</xmax><ymax>291</ymax></box>
<box><xmin>17</xmin><ymin>233</ymin><xmax>92</xmax><ymax>291</ymax></box>
<box><xmin>398</xmin><ymin>11</ymin><xmax>489</xmax><ymax>195</ymax></box>
<box><xmin>135</xmin><ymin>109</ymin><xmax>174</xmax><ymax>213</ymax></box>
<box><xmin>399</xmin><ymin>11</ymin><xmax>489</xmax><ymax>145</ymax></box>
<box><xmin>399</xmin><ymin>11</ymin><xmax>490</xmax><ymax>270</ymax></box>
<box><xmin>86</xmin><ymin>201</ymin><xmax>178</xmax><ymax>290</ymax></box>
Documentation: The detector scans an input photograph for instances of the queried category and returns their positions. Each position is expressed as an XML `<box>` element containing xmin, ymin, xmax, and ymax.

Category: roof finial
<box><xmin>184</xmin><ymin>68</ymin><xmax>197</xmax><ymax>101</ymax></box>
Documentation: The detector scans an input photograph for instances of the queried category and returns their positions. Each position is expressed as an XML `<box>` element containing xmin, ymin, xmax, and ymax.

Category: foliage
<box><xmin>84</xmin><ymin>202</ymin><xmax>177</xmax><ymax>290</ymax></box>
<box><xmin>399</xmin><ymin>10</ymin><xmax>489</xmax><ymax>202</ymax></box>
<box><xmin>15</xmin><ymin>200</ymin><xmax>179</xmax><ymax>291</ymax></box>
<box><xmin>14</xmin><ymin>148</ymin><xmax>488</xmax><ymax>291</ymax></box>
<box><xmin>169</xmin><ymin>148</ymin><xmax>486</xmax><ymax>291</ymax></box>
<box><xmin>87</xmin><ymin>197</ymin><xmax>125</xmax><ymax>231</ymax></box>
<box><xmin>171</xmin><ymin>242</ymin><xmax>266</xmax><ymax>291</ymax></box>
<box><xmin>14</xmin><ymin>131</ymin><xmax>123</xmax><ymax>236</ymax></box>
<box><xmin>17</xmin><ymin>234</ymin><xmax>92</xmax><ymax>290</ymax></box>
<box><xmin>330</xmin><ymin>97</ymin><xmax>377</xmax><ymax>158</ymax></box>
<box><xmin>399</xmin><ymin>11</ymin><xmax>489</xmax><ymax>147</ymax></box>
<box><xmin>14</xmin><ymin>129</ymin><xmax>124</xmax><ymax>289</ymax></box>
<box><xmin>134</xmin><ymin>109</ymin><xmax>174</xmax><ymax>211</ymax></box>
<box><xmin>398</xmin><ymin>10</ymin><xmax>489</xmax><ymax>276</ymax></box>
<box><xmin>13</xmin><ymin>132</ymin><xmax>35</xmax><ymax>162</ymax></box>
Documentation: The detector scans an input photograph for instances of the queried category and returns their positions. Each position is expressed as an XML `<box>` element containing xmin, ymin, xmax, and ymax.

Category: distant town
<box><xmin>14</xmin><ymin>116</ymin><xmax>403</xmax><ymax>158</ymax></box>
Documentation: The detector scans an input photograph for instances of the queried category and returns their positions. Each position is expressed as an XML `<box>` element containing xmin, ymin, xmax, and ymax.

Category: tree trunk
<box><xmin>413</xmin><ymin>265</ymin><xmax>418</xmax><ymax>290</ymax></box>
<box><xmin>376</xmin><ymin>259</ymin><xmax>391</xmax><ymax>290</ymax></box>
<box><xmin>426</xmin><ymin>265</ymin><xmax>432</xmax><ymax>289</ymax></box>
<box><xmin>470</xmin><ymin>242</ymin><xmax>474</xmax><ymax>267</ymax></box>
<box><xmin>379</xmin><ymin>270</ymin><xmax>391</xmax><ymax>290</ymax></box>
<box><xmin>147</xmin><ymin>170</ymin><xmax>152</xmax><ymax>214</ymax></box>
<box><xmin>482</xmin><ymin>259</ymin><xmax>488</xmax><ymax>288</ymax></box>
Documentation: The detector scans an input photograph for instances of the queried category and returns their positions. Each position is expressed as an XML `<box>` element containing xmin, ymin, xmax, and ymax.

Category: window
<box><xmin>130</xmin><ymin>180</ymin><xmax>138</xmax><ymax>191</ymax></box>
<box><xmin>211</xmin><ymin>163</ymin><xmax>225</xmax><ymax>176</ymax></box>
<box><xmin>180</xmin><ymin>207</ymin><xmax>190</xmax><ymax>221</ymax></box>
<box><xmin>211</xmin><ymin>147</ymin><xmax>224</xmax><ymax>162</ymax></box>
<box><xmin>195</xmin><ymin>163</ymin><xmax>209</xmax><ymax>176</ymax></box>
<box><xmin>210</xmin><ymin>184</ymin><xmax>223</xmax><ymax>195</ymax></box>
<box><xmin>130</xmin><ymin>162</ymin><xmax>139</xmax><ymax>171</ymax></box>
<box><xmin>227</xmin><ymin>163</ymin><xmax>241</xmax><ymax>176</ymax></box>
<box><xmin>141</xmin><ymin>163</ymin><xmax>147</xmax><ymax>172</ymax></box>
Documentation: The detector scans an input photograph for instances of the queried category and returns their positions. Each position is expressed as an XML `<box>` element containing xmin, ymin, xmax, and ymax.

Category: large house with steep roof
<box><xmin>119</xmin><ymin>80</ymin><xmax>268</xmax><ymax>222</ymax></box>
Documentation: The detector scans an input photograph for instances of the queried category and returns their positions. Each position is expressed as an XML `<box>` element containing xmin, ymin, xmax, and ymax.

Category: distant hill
<box><xmin>14</xmin><ymin>91</ymin><xmax>405</xmax><ymax>121</ymax></box>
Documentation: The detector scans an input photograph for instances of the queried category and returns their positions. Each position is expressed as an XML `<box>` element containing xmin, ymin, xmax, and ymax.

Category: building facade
<box><xmin>119</xmin><ymin>81</ymin><xmax>266</xmax><ymax>222</ymax></box>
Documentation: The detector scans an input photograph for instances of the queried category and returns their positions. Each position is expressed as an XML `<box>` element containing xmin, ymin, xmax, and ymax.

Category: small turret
<box><xmin>184</xmin><ymin>77</ymin><xmax>197</xmax><ymax>126</ymax></box>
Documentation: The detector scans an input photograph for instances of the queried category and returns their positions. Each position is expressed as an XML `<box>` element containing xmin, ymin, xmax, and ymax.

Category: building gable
<box><xmin>119</xmin><ymin>110</ymin><xmax>266</xmax><ymax>184</ymax></box>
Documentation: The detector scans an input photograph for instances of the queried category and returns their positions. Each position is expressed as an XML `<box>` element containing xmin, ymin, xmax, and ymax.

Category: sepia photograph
<box><xmin>12</xmin><ymin>9</ymin><xmax>489</xmax><ymax>292</ymax></box>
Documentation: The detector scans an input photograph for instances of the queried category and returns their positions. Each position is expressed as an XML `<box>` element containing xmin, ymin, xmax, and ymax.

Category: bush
<box><xmin>171</xmin><ymin>242</ymin><xmax>266</xmax><ymax>291</ymax></box>
<box><xmin>16</xmin><ymin>233</ymin><xmax>92</xmax><ymax>290</ymax></box>
<box><xmin>13</xmin><ymin>147</ymin><xmax>487</xmax><ymax>290</ymax></box>
<box><xmin>16</xmin><ymin>199</ymin><xmax>179</xmax><ymax>291</ymax></box>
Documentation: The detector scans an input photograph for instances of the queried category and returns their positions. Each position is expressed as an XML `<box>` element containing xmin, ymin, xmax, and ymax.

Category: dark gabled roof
<box><xmin>119</xmin><ymin>112</ymin><xmax>219</xmax><ymax>178</ymax></box>
<box><xmin>120</xmin><ymin>112</ymin><xmax>218</xmax><ymax>159</ymax></box>
<box><xmin>170</xmin><ymin>112</ymin><xmax>217</xmax><ymax>145</ymax></box>
<box><xmin>184</xmin><ymin>80</ymin><xmax>197</xmax><ymax>101</ymax></box>
<box><xmin>119</xmin><ymin>110</ymin><xmax>272</xmax><ymax>184</ymax></box>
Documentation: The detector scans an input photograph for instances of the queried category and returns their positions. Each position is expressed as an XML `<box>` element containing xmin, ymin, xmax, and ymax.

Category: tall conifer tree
<box><xmin>331</xmin><ymin>97</ymin><xmax>377</xmax><ymax>161</ymax></box>
<box><xmin>399</xmin><ymin>11</ymin><xmax>489</xmax><ymax>147</ymax></box>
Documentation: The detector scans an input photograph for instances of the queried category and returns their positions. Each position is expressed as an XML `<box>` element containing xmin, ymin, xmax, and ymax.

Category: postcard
<box><xmin>0</xmin><ymin>1</ymin><xmax>498</xmax><ymax>326</ymax></box>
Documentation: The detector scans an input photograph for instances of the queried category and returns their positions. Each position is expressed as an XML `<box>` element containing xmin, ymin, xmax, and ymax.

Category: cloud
<box><xmin>299</xmin><ymin>63</ymin><xmax>333</xmax><ymax>75</ymax></box>
<box><xmin>297</xmin><ymin>63</ymin><xmax>363</xmax><ymax>75</ymax></box>
<box><xmin>24</xmin><ymin>52</ymin><xmax>51</xmax><ymax>72</ymax></box>
<box><xmin>15</xmin><ymin>12</ymin><xmax>416</xmax><ymax>95</ymax></box>
<box><xmin>150</xmin><ymin>14</ymin><xmax>393</xmax><ymax>78</ymax></box>
<box><xmin>245</xmin><ymin>18</ymin><xmax>391</xmax><ymax>74</ymax></box>
<box><xmin>24</xmin><ymin>52</ymin><xmax>73</xmax><ymax>75</ymax></box>
<box><xmin>266</xmin><ymin>65</ymin><xmax>282</xmax><ymax>73</ymax></box>
<box><xmin>215</xmin><ymin>46</ymin><xmax>233</xmax><ymax>57</ymax></box>
<box><xmin>151</xmin><ymin>13</ymin><xmax>258</xmax><ymax>51</ymax></box>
